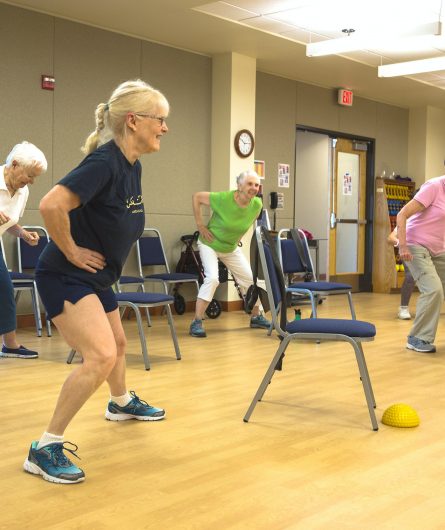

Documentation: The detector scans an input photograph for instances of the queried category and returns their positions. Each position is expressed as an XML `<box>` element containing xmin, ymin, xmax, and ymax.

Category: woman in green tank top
<box><xmin>189</xmin><ymin>170</ymin><xmax>271</xmax><ymax>338</ymax></box>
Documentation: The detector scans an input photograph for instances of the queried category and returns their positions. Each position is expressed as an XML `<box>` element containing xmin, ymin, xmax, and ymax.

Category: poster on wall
<box><xmin>254</xmin><ymin>160</ymin><xmax>265</xmax><ymax>179</ymax></box>
<box><xmin>343</xmin><ymin>171</ymin><xmax>352</xmax><ymax>195</ymax></box>
<box><xmin>278</xmin><ymin>163</ymin><xmax>290</xmax><ymax>188</ymax></box>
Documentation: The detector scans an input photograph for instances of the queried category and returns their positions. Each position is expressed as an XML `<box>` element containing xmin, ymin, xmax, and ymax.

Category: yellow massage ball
<box><xmin>382</xmin><ymin>403</ymin><xmax>420</xmax><ymax>428</ymax></box>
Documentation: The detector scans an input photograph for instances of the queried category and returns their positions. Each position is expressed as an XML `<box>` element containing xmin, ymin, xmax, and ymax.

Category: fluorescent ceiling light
<box><xmin>306</xmin><ymin>22</ymin><xmax>442</xmax><ymax>57</ymax></box>
<box><xmin>378</xmin><ymin>56</ymin><xmax>445</xmax><ymax>77</ymax></box>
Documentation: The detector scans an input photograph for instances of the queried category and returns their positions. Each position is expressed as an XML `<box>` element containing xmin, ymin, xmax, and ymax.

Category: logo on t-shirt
<box><xmin>126</xmin><ymin>195</ymin><xmax>144</xmax><ymax>213</ymax></box>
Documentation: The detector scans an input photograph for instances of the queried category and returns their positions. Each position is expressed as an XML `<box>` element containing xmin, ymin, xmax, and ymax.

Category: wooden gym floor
<box><xmin>1</xmin><ymin>291</ymin><xmax>445</xmax><ymax>529</ymax></box>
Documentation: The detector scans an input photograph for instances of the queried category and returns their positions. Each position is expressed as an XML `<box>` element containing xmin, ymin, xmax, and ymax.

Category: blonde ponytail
<box><xmin>81</xmin><ymin>102</ymin><xmax>110</xmax><ymax>155</ymax></box>
<box><xmin>81</xmin><ymin>80</ymin><xmax>169</xmax><ymax>155</ymax></box>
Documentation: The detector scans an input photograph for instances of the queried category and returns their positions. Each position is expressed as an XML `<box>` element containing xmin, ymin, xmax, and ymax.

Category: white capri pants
<box><xmin>197</xmin><ymin>240</ymin><xmax>259</xmax><ymax>309</ymax></box>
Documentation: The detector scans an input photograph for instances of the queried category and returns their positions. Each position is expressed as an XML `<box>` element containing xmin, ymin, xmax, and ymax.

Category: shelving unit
<box><xmin>372</xmin><ymin>177</ymin><xmax>416</xmax><ymax>293</ymax></box>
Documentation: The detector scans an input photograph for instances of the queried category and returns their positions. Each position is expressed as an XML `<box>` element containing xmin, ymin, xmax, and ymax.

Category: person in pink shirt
<box><xmin>397</xmin><ymin>176</ymin><xmax>445</xmax><ymax>352</ymax></box>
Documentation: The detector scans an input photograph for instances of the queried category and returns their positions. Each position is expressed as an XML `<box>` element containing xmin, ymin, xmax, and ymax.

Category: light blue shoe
<box><xmin>406</xmin><ymin>335</ymin><xmax>436</xmax><ymax>353</ymax></box>
<box><xmin>189</xmin><ymin>319</ymin><xmax>207</xmax><ymax>338</ymax></box>
<box><xmin>105</xmin><ymin>391</ymin><xmax>165</xmax><ymax>421</ymax></box>
<box><xmin>250</xmin><ymin>314</ymin><xmax>271</xmax><ymax>329</ymax></box>
<box><xmin>23</xmin><ymin>441</ymin><xmax>85</xmax><ymax>484</ymax></box>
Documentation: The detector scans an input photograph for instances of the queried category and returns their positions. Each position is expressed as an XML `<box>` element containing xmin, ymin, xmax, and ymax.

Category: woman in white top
<box><xmin>0</xmin><ymin>141</ymin><xmax>47</xmax><ymax>359</ymax></box>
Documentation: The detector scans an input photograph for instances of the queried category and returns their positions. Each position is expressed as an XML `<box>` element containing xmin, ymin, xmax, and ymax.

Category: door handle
<box><xmin>336</xmin><ymin>218</ymin><xmax>368</xmax><ymax>225</ymax></box>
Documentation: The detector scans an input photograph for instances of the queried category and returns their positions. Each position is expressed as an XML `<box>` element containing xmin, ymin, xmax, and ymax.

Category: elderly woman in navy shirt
<box><xmin>23</xmin><ymin>80</ymin><xmax>169</xmax><ymax>485</ymax></box>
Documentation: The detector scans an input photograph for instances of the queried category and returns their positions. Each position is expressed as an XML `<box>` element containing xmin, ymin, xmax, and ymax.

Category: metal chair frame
<box><xmin>1</xmin><ymin>234</ymin><xmax>45</xmax><ymax>337</ymax></box>
<box><xmin>139</xmin><ymin>227</ymin><xmax>200</xmax><ymax>297</ymax></box>
<box><xmin>243</xmin><ymin>226</ymin><xmax>378</xmax><ymax>431</ymax></box>
<box><xmin>67</xmin><ymin>291</ymin><xmax>181</xmax><ymax>371</ymax></box>
<box><xmin>277</xmin><ymin>228</ymin><xmax>356</xmax><ymax>319</ymax></box>
<box><xmin>16</xmin><ymin>225</ymin><xmax>52</xmax><ymax>336</ymax></box>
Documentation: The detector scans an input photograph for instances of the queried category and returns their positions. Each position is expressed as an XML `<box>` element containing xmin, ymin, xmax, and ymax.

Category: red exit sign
<box><xmin>338</xmin><ymin>88</ymin><xmax>353</xmax><ymax>106</ymax></box>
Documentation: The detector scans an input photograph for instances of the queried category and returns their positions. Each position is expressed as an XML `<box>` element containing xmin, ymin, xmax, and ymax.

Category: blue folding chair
<box><xmin>139</xmin><ymin>228</ymin><xmax>200</xmax><ymax>301</ymax></box>
<box><xmin>277</xmin><ymin>228</ymin><xmax>356</xmax><ymax>319</ymax></box>
<box><xmin>16</xmin><ymin>226</ymin><xmax>52</xmax><ymax>336</ymax></box>
<box><xmin>243</xmin><ymin>226</ymin><xmax>378</xmax><ymax>431</ymax></box>
<box><xmin>118</xmin><ymin>228</ymin><xmax>200</xmax><ymax>317</ymax></box>
<box><xmin>67</xmin><ymin>290</ymin><xmax>181</xmax><ymax>371</ymax></box>
<box><xmin>1</xmin><ymin>235</ymin><xmax>43</xmax><ymax>337</ymax></box>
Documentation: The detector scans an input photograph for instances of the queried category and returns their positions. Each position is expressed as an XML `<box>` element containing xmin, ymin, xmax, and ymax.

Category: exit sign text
<box><xmin>338</xmin><ymin>89</ymin><xmax>353</xmax><ymax>106</ymax></box>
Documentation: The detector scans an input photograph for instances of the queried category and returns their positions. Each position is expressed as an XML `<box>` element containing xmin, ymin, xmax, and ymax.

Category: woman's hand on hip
<box><xmin>398</xmin><ymin>244</ymin><xmax>413</xmax><ymax>262</ymax></box>
<box><xmin>68</xmin><ymin>246</ymin><xmax>107</xmax><ymax>273</ymax></box>
<box><xmin>198</xmin><ymin>225</ymin><xmax>214</xmax><ymax>242</ymax></box>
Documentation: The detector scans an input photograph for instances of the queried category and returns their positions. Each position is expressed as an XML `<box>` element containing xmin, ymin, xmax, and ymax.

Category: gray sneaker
<box><xmin>406</xmin><ymin>335</ymin><xmax>436</xmax><ymax>353</ymax></box>
<box><xmin>190</xmin><ymin>319</ymin><xmax>206</xmax><ymax>338</ymax></box>
<box><xmin>250</xmin><ymin>314</ymin><xmax>271</xmax><ymax>329</ymax></box>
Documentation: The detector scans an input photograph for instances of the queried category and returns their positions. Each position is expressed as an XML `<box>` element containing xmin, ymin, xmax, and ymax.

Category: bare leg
<box><xmin>46</xmin><ymin>295</ymin><xmax>118</xmax><ymax>435</ymax></box>
<box><xmin>194</xmin><ymin>298</ymin><xmax>210</xmax><ymax>320</ymax></box>
<box><xmin>2</xmin><ymin>330</ymin><xmax>21</xmax><ymax>349</ymax></box>
<box><xmin>251</xmin><ymin>305</ymin><xmax>260</xmax><ymax>316</ymax></box>
<box><xmin>105</xmin><ymin>308</ymin><xmax>128</xmax><ymax>396</ymax></box>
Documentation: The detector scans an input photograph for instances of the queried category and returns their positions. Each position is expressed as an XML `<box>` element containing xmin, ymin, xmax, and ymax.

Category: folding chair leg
<box><xmin>243</xmin><ymin>336</ymin><xmax>290</xmax><ymax>422</ymax></box>
<box><xmin>355</xmin><ymin>343</ymin><xmax>376</xmax><ymax>409</ymax></box>
<box><xmin>131</xmin><ymin>303</ymin><xmax>151</xmax><ymax>370</ymax></box>
<box><xmin>309</xmin><ymin>293</ymin><xmax>317</xmax><ymax>318</ymax></box>
<box><xmin>165</xmin><ymin>304</ymin><xmax>181</xmax><ymax>360</ymax></box>
<box><xmin>30</xmin><ymin>287</ymin><xmax>42</xmax><ymax>337</ymax></box>
<box><xmin>350</xmin><ymin>340</ymin><xmax>378</xmax><ymax>431</ymax></box>
<box><xmin>145</xmin><ymin>307</ymin><xmax>152</xmax><ymax>327</ymax></box>
<box><xmin>67</xmin><ymin>348</ymin><xmax>76</xmax><ymax>364</ymax></box>
<box><xmin>347</xmin><ymin>292</ymin><xmax>357</xmax><ymax>319</ymax></box>
<box><xmin>46</xmin><ymin>316</ymin><xmax>52</xmax><ymax>337</ymax></box>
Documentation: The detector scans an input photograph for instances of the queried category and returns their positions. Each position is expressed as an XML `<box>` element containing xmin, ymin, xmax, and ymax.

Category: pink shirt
<box><xmin>406</xmin><ymin>175</ymin><xmax>445</xmax><ymax>255</ymax></box>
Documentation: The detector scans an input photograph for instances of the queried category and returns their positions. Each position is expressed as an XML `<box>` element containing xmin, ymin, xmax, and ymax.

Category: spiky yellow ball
<box><xmin>382</xmin><ymin>403</ymin><xmax>420</xmax><ymax>428</ymax></box>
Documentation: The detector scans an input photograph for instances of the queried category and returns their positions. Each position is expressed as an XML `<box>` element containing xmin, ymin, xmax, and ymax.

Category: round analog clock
<box><xmin>234</xmin><ymin>129</ymin><xmax>254</xmax><ymax>158</ymax></box>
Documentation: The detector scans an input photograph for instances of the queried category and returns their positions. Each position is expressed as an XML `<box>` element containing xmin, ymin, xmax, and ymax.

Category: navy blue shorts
<box><xmin>35</xmin><ymin>270</ymin><xmax>118</xmax><ymax>320</ymax></box>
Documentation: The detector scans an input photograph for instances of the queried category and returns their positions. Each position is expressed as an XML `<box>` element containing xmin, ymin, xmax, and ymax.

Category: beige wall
<box><xmin>1</xmin><ymin>4</ymin><xmax>413</xmax><ymax>313</ymax></box>
<box><xmin>408</xmin><ymin>107</ymin><xmax>427</xmax><ymax>186</ymax></box>
<box><xmin>407</xmin><ymin>106</ymin><xmax>445</xmax><ymax>185</ymax></box>
<box><xmin>256</xmin><ymin>72</ymin><xmax>410</xmax><ymax>232</ymax></box>
<box><xmin>426</xmin><ymin>106</ymin><xmax>445</xmax><ymax>180</ymax></box>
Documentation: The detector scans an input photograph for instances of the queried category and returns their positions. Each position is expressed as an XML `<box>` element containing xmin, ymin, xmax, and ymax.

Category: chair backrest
<box><xmin>277</xmin><ymin>228</ymin><xmax>315</xmax><ymax>278</ymax></box>
<box><xmin>138</xmin><ymin>228</ymin><xmax>170</xmax><ymax>273</ymax></box>
<box><xmin>255</xmin><ymin>208</ymin><xmax>271</xmax><ymax>229</ymax></box>
<box><xmin>17</xmin><ymin>226</ymin><xmax>50</xmax><ymax>272</ymax></box>
<box><xmin>255</xmin><ymin>226</ymin><xmax>288</xmax><ymax>335</ymax></box>
<box><xmin>0</xmin><ymin>236</ymin><xmax>7</xmax><ymax>267</ymax></box>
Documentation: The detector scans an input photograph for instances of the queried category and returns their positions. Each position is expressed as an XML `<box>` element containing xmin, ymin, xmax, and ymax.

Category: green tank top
<box><xmin>199</xmin><ymin>190</ymin><xmax>262</xmax><ymax>253</ymax></box>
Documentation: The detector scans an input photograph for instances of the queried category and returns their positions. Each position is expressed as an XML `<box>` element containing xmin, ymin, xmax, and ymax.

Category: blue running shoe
<box><xmin>105</xmin><ymin>390</ymin><xmax>165</xmax><ymax>421</ymax></box>
<box><xmin>23</xmin><ymin>441</ymin><xmax>85</xmax><ymax>484</ymax></box>
<box><xmin>189</xmin><ymin>319</ymin><xmax>206</xmax><ymax>338</ymax></box>
<box><xmin>1</xmin><ymin>345</ymin><xmax>38</xmax><ymax>359</ymax></box>
<box><xmin>250</xmin><ymin>314</ymin><xmax>271</xmax><ymax>329</ymax></box>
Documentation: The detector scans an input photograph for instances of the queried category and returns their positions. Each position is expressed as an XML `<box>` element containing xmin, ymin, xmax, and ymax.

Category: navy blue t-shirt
<box><xmin>38</xmin><ymin>140</ymin><xmax>145</xmax><ymax>289</ymax></box>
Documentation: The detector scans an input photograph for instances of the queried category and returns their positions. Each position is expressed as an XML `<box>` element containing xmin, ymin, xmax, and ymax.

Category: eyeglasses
<box><xmin>135</xmin><ymin>113</ymin><xmax>167</xmax><ymax>126</ymax></box>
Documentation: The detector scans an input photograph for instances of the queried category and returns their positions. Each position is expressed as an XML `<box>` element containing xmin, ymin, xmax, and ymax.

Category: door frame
<box><xmin>296</xmin><ymin>125</ymin><xmax>375</xmax><ymax>291</ymax></box>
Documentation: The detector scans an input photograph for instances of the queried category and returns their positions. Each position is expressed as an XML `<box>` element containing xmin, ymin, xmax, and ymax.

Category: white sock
<box><xmin>110</xmin><ymin>392</ymin><xmax>132</xmax><ymax>407</ymax></box>
<box><xmin>37</xmin><ymin>431</ymin><xmax>64</xmax><ymax>450</ymax></box>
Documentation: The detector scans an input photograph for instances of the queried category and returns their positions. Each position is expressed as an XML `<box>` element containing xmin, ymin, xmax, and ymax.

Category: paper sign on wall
<box><xmin>278</xmin><ymin>163</ymin><xmax>289</xmax><ymax>188</ymax></box>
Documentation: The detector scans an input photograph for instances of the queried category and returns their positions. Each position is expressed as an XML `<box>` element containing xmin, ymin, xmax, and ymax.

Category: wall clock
<box><xmin>234</xmin><ymin>129</ymin><xmax>254</xmax><ymax>158</ymax></box>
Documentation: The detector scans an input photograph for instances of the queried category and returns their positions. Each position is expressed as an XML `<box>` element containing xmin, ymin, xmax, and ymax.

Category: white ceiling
<box><xmin>4</xmin><ymin>0</ymin><xmax>445</xmax><ymax>109</ymax></box>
